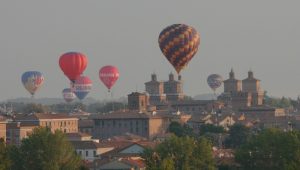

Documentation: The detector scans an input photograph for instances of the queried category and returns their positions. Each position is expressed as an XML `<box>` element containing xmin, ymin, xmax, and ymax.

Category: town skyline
<box><xmin>0</xmin><ymin>1</ymin><xmax>299</xmax><ymax>101</ymax></box>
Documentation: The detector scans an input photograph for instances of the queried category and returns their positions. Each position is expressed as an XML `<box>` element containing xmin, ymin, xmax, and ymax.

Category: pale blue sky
<box><xmin>0</xmin><ymin>1</ymin><xmax>299</xmax><ymax>101</ymax></box>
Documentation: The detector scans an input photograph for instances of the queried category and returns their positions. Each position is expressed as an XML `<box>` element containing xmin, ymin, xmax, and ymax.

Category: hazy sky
<box><xmin>0</xmin><ymin>1</ymin><xmax>299</xmax><ymax>101</ymax></box>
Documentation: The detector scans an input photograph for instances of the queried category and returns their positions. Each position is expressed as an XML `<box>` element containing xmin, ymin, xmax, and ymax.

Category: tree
<box><xmin>23</xmin><ymin>103</ymin><xmax>49</xmax><ymax>114</ymax></box>
<box><xmin>235</xmin><ymin>129</ymin><xmax>300</xmax><ymax>170</ymax></box>
<box><xmin>225</xmin><ymin>124</ymin><xmax>251</xmax><ymax>148</ymax></box>
<box><xmin>15</xmin><ymin>127</ymin><xmax>82</xmax><ymax>170</ymax></box>
<box><xmin>94</xmin><ymin>102</ymin><xmax>126</xmax><ymax>113</ymax></box>
<box><xmin>199</xmin><ymin>124</ymin><xmax>225</xmax><ymax>136</ymax></box>
<box><xmin>168</xmin><ymin>122</ymin><xmax>194</xmax><ymax>137</ymax></box>
<box><xmin>142</xmin><ymin>135</ymin><xmax>216</xmax><ymax>170</ymax></box>
<box><xmin>0</xmin><ymin>138</ymin><xmax>11</xmax><ymax>170</ymax></box>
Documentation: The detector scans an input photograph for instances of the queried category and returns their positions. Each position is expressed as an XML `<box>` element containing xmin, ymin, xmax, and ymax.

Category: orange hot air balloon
<box><xmin>59</xmin><ymin>52</ymin><xmax>88</xmax><ymax>82</ymax></box>
<box><xmin>158</xmin><ymin>24</ymin><xmax>200</xmax><ymax>74</ymax></box>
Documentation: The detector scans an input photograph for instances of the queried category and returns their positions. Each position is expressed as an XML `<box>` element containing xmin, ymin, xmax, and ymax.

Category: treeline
<box><xmin>0</xmin><ymin>127</ymin><xmax>88</xmax><ymax>170</ymax></box>
<box><xmin>3</xmin><ymin>102</ymin><xmax>127</xmax><ymax>114</ymax></box>
<box><xmin>157</xmin><ymin>122</ymin><xmax>300</xmax><ymax>170</ymax></box>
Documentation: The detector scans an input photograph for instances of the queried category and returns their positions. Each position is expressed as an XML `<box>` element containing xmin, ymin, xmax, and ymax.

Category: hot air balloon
<box><xmin>21</xmin><ymin>71</ymin><xmax>44</xmax><ymax>97</ymax></box>
<box><xmin>73</xmin><ymin>75</ymin><xmax>92</xmax><ymax>100</ymax></box>
<box><xmin>62</xmin><ymin>88</ymin><xmax>76</xmax><ymax>103</ymax></box>
<box><xmin>59</xmin><ymin>52</ymin><xmax>88</xmax><ymax>83</ymax></box>
<box><xmin>158</xmin><ymin>24</ymin><xmax>200</xmax><ymax>74</ymax></box>
<box><xmin>99</xmin><ymin>65</ymin><xmax>119</xmax><ymax>92</ymax></box>
<box><xmin>207</xmin><ymin>74</ymin><xmax>223</xmax><ymax>94</ymax></box>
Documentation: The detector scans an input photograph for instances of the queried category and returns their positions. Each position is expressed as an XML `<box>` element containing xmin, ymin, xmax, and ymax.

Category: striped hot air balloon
<box><xmin>207</xmin><ymin>74</ymin><xmax>223</xmax><ymax>93</ymax></box>
<box><xmin>158</xmin><ymin>24</ymin><xmax>200</xmax><ymax>74</ymax></box>
<box><xmin>73</xmin><ymin>75</ymin><xmax>92</xmax><ymax>100</ymax></box>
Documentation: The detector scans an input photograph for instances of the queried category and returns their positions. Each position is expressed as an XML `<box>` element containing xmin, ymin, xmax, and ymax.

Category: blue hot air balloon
<box><xmin>21</xmin><ymin>71</ymin><xmax>44</xmax><ymax>97</ymax></box>
<box><xmin>73</xmin><ymin>75</ymin><xmax>92</xmax><ymax>100</ymax></box>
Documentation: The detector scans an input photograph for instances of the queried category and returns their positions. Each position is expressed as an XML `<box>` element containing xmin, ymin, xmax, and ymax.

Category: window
<box><xmin>86</xmin><ymin>151</ymin><xmax>88</xmax><ymax>157</ymax></box>
<box><xmin>93</xmin><ymin>151</ymin><xmax>96</xmax><ymax>157</ymax></box>
<box><xmin>79</xmin><ymin>151</ymin><xmax>82</xmax><ymax>155</ymax></box>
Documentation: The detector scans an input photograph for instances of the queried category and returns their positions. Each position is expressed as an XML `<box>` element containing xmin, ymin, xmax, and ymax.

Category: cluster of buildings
<box><xmin>0</xmin><ymin>69</ymin><xmax>299</xmax><ymax>169</ymax></box>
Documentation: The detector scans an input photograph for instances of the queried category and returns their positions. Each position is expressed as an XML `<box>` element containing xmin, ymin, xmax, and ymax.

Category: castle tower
<box><xmin>128</xmin><ymin>92</ymin><xmax>149</xmax><ymax>112</ymax></box>
<box><xmin>145</xmin><ymin>73</ymin><xmax>166</xmax><ymax>104</ymax></box>
<box><xmin>242</xmin><ymin>70</ymin><xmax>264</xmax><ymax>106</ymax></box>
<box><xmin>242</xmin><ymin>70</ymin><xmax>261</xmax><ymax>93</ymax></box>
<box><xmin>223</xmin><ymin>68</ymin><xmax>242</xmax><ymax>93</ymax></box>
<box><xmin>164</xmin><ymin>73</ymin><xmax>184</xmax><ymax>102</ymax></box>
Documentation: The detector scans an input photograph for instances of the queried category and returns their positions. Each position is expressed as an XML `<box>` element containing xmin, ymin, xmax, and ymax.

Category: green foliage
<box><xmin>199</xmin><ymin>124</ymin><xmax>225</xmax><ymax>136</ymax></box>
<box><xmin>168</xmin><ymin>122</ymin><xmax>195</xmax><ymax>137</ymax></box>
<box><xmin>50</xmin><ymin>103</ymin><xmax>86</xmax><ymax>113</ymax></box>
<box><xmin>225</xmin><ymin>124</ymin><xmax>251</xmax><ymax>148</ymax></box>
<box><xmin>0</xmin><ymin>138</ymin><xmax>11</xmax><ymax>170</ymax></box>
<box><xmin>22</xmin><ymin>103</ymin><xmax>49</xmax><ymax>114</ymax></box>
<box><xmin>3</xmin><ymin>127</ymin><xmax>83</xmax><ymax>170</ymax></box>
<box><xmin>93</xmin><ymin>102</ymin><xmax>126</xmax><ymax>113</ymax></box>
<box><xmin>7</xmin><ymin>145</ymin><xmax>23</xmax><ymax>170</ymax></box>
<box><xmin>265</xmin><ymin>96</ymin><xmax>293</xmax><ymax>108</ymax></box>
<box><xmin>142</xmin><ymin>135</ymin><xmax>216</xmax><ymax>170</ymax></box>
<box><xmin>236</xmin><ymin>129</ymin><xmax>300</xmax><ymax>170</ymax></box>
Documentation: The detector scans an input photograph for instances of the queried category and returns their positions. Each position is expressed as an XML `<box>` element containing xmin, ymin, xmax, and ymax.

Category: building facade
<box><xmin>145</xmin><ymin>73</ymin><xmax>184</xmax><ymax>104</ymax></box>
<box><xmin>144</xmin><ymin>73</ymin><xmax>166</xmax><ymax>105</ymax></box>
<box><xmin>14</xmin><ymin>113</ymin><xmax>78</xmax><ymax>133</ymax></box>
<box><xmin>221</xmin><ymin>69</ymin><xmax>265</xmax><ymax>110</ymax></box>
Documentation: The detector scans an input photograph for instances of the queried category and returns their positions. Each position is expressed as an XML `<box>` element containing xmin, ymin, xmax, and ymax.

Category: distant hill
<box><xmin>4</xmin><ymin>97</ymin><xmax>98</xmax><ymax>105</ymax></box>
<box><xmin>193</xmin><ymin>93</ymin><xmax>219</xmax><ymax>100</ymax></box>
<box><xmin>3</xmin><ymin>96</ymin><xmax>127</xmax><ymax>105</ymax></box>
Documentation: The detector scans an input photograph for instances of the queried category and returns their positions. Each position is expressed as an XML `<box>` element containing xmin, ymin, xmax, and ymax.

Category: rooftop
<box><xmin>14</xmin><ymin>113</ymin><xmax>78</xmax><ymax>121</ymax></box>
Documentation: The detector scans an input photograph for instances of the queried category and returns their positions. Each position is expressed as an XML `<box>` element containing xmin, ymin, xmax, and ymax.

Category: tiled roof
<box><xmin>90</xmin><ymin>110</ymin><xmax>173</xmax><ymax>120</ymax></box>
<box><xmin>71</xmin><ymin>141</ymin><xmax>111</xmax><ymax>149</ymax></box>
<box><xmin>91</xmin><ymin>111</ymin><xmax>150</xmax><ymax>119</ymax></box>
<box><xmin>122</xmin><ymin>158</ymin><xmax>145</xmax><ymax>168</ymax></box>
<box><xmin>14</xmin><ymin>113</ymin><xmax>78</xmax><ymax>121</ymax></box>
<box><xmin>94</xmin><ymin>158</ymin><xmax>145</xmax><ymax>169</ymax></box>
<box><xmin>66</xmin><ymin>132</ymin><xmax>91</xmax><ymax>138</ymax></box>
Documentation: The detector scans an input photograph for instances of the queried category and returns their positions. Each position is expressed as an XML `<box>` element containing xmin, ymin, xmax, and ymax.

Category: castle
<box><xmin>220</xmin><ymin>68</ymin><xmax>265</xmax><ymax>110</ymax></box>
<box><xmin>144</xmin><ymin>73</ymin><xmax>184</xmax><ymax>104</ymax></box>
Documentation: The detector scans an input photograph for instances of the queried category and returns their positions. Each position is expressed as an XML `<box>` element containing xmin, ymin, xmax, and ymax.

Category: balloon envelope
<box><xmin>59</xmin><ymin>52</ymin><xmax>88</xmax><ymax>82</ymax></box>
<box><xmin>99</xmin><ymin>65</ymin><xmax>119</xmax><ymax>91</ymax></box>
<box><xmin>62</xmin><ymin>88</ymin><xmax>76</xmax><ymax>103</ymax></box>
<box><xmin>73</xmin><ymin>76</ymin><xmax>92</xmax><ymax>100</ymax></box>
<box><xmin>21</xmin><ymin>71</ymin><xmax>44</xmax><ymax>96</ymax></box>
<box><xmin>207</xmin><ymin>74</ymin><xmax>223</xmax><ymax>91</ymax></box>
<box><xmin>158</xmin><ymin>24</ymin><xmax>200</xmax><ymax>74</ymax></box>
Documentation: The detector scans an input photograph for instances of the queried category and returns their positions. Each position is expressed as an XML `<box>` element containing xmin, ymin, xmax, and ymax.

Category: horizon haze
<box><xmin>0</xmin><ymin>1</ymin><xmax>299</xmax><ymax>101</ymax></box>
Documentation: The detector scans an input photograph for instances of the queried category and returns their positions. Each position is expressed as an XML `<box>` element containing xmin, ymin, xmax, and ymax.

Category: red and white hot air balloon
<box><xmin>99</xmin><ymin>65</ymin><xmax>119</xmax><ymax>92</ymax></box>
<box><xmin>59</xmin><ymin>52</ymin><xmax>88</xmax><ymax>83</ymax></box>
<box><xmin>62</xmin><ymin>88</ymin><xmax>76</xmax><ymax>103</ymax></box>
